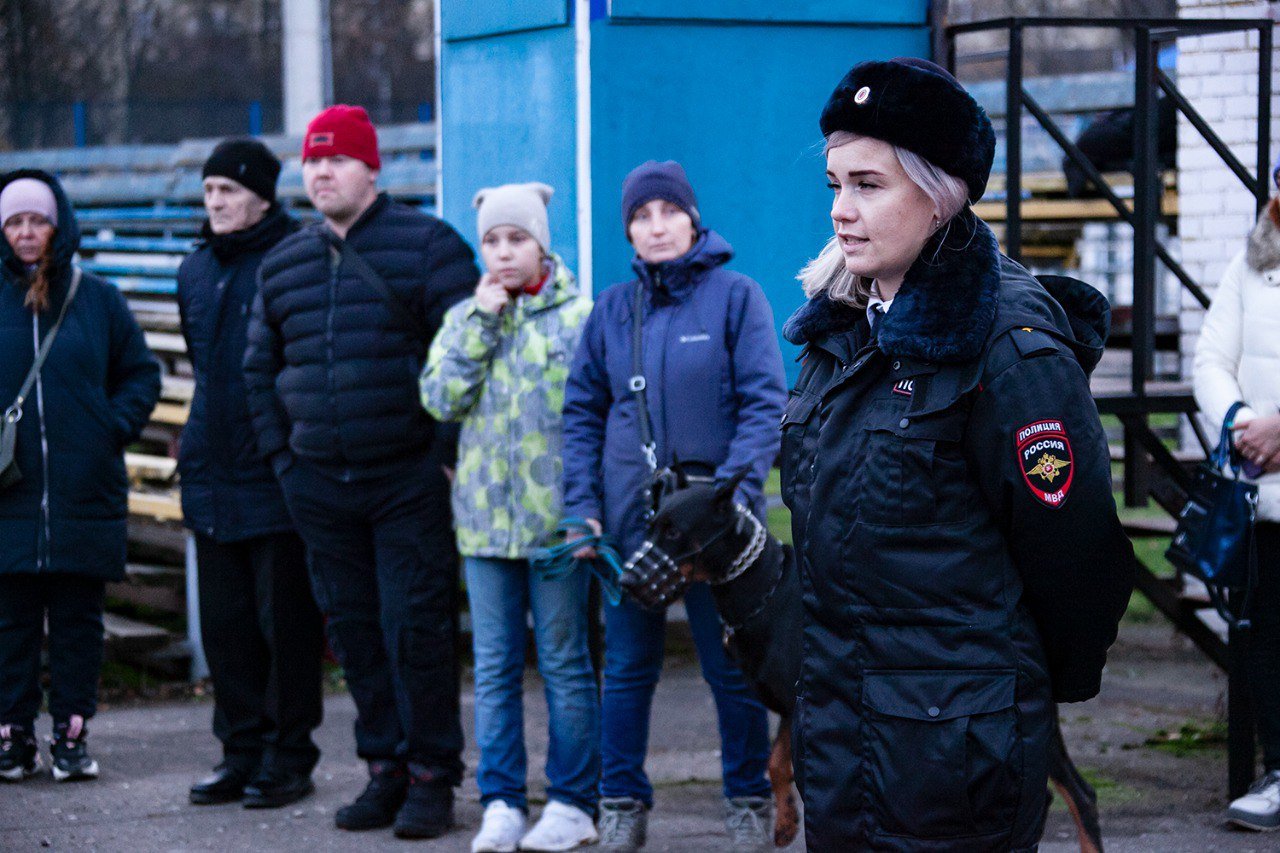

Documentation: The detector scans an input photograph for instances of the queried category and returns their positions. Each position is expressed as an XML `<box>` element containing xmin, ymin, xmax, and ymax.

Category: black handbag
<box><xmin>1166</xmin><ymin>401</ymin><xmax>1259</xmax><ymax>630</ymax></box>
<box><xmin>0</xmin><ymin>267</ymin><xmax>82</xmax><ymax>491</ymax></box>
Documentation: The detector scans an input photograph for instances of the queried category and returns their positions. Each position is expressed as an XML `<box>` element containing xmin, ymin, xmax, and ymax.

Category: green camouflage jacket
<box><xmin>420</xmin><ymin>254</ymin><xmax>591</xmax><ymax>558</ymax></box>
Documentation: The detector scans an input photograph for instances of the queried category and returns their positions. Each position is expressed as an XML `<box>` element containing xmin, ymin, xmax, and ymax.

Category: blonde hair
<box><xmin>799</xmin><ymin>131</ymin><xmax>969</xmax><ymax>308</ymax></box>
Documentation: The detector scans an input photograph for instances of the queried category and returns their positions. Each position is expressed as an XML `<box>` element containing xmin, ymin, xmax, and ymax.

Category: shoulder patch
<box><xmin>1016</xmin><ymin>419</ymin><xmax>1074</xmax><ymax>508</ymax></box>
<box><xmin>1010</xmin><ymin>327</ymin><xmax>1058</xmax><ymax>358</ymax></box>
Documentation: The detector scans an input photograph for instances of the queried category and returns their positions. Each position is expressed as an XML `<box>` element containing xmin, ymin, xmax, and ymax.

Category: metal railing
<box><xmin>946</xmin><ymin>15</ymin><xmax>1275</xmax><ymax>801</ymax></box>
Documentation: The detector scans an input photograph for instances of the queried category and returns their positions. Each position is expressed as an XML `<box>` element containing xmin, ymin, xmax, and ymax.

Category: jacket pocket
<box><xmin>779</xmin><ymin>391</ymin><xmax>818</xmax><ymax>508</ymax></box>
<box><xmin>862</xmin><ymin>669</ymin><xmax>1019</xmax><ymax>840</ymax></box>
<box><xmin>858</xmin><ymin>404</ymin><xmax>965</xmax><ymax>526</ymax></box>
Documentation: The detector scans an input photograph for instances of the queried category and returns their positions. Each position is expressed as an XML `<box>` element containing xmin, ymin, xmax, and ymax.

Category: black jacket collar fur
<box><xmin>783</xmin><ymin>210</ymin><xmax>1001</xmax><ymax>364</ymax></box>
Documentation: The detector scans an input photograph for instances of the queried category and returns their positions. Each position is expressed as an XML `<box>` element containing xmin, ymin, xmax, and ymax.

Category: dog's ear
<box><xmin>714</xmin><ymin>469</ymin><xmax>749</xmax><ymax>505</ymax></box>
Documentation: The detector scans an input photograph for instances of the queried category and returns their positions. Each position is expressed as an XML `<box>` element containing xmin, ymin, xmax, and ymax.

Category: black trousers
<box><xmin>1251</xmin><ymin>522</ymin><xmax>1280</xmax><ymax>772</ymax></box>
<box><xmin>280</xmin><ymin>455</ymin><xmax>463</xmax><ymax>785</ymax></box>
<box><xmin>0</xmin><ymin>573</ymin><xmax>105</xmax><ymax>728</ymax></box>
<box><xmin>196</xmin><ymin>531</ymin><xmax>324</xmax><ymax>774</ymax></box>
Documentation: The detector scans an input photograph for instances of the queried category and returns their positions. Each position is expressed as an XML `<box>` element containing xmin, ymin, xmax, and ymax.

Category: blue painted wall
<box><xmin>439</xmin><ymin>2</ymin><xmax>932</xmax><ymax>379</ymax></box>
<box><xmin>439</xmin><ymin>19</ymin><xmax>580</xmax><ymax>271</ymax></box>
<box><xmin>589</xmin><ymin>19</ymin><xmax>929</xmax><ymax>373</ymax></box>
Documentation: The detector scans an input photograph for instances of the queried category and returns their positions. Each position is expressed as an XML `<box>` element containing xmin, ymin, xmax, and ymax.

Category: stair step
<box><xmin>1121</xmin><ymin>515</ymin><xmax>1177</xmax><ymax>537</ymax></box>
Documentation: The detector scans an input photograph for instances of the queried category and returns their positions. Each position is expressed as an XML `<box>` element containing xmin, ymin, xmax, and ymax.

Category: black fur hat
<box><xmin>819</xmin><ymin>57</ymin><xmax>995</xmax><ymax>203</ymax></box>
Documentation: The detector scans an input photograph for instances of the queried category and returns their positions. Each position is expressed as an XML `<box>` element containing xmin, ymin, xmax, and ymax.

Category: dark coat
<box><xmin>177</xmin><ymin>207</ymin><xmax>299</xmax><ymax>542</ymax></box>
<box><xmin>562</xmin><ymin>230</ymin><xmax>787</xmax><ymax>554</ymax></box>
<box><xmin>0</xmin><ymin>169</ymin><xmax>161</xmax><ymax>580</ymax></box>
<box><xmin>243</xmin><ymin>194</ymin><xmax>478</xmax><ymax>477</ymax></box>
<box><xmin>779</xmin><ymin>213</ymin><xmax>1135</xmax><ymax>851</ymax></box>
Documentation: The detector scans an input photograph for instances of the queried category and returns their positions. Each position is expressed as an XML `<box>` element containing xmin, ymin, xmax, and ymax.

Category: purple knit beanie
<box><xmin>621</xmin><ymin>160</ymin><xmax>700</xmax><ymax>234</ymax></box>
<box><xmin>0</xmin><ymin>178</ymin><xmax>58</xmax><ymax>227</ymax></box>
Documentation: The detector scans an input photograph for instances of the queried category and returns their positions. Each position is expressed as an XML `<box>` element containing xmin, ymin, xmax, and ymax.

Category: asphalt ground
<box><xmin>1</xmin><ymin>620</ymin><xmax>1278</xmax><ymax>852</ymax></box>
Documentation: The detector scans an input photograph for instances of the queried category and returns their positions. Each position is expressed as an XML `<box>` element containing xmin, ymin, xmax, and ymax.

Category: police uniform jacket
<box><xmin>779</xmin><ymin>212</ymin><xmax>1135</xmax><ymax>851</ymax></box>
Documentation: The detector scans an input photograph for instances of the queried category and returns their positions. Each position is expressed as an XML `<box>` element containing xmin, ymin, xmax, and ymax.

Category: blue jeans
<box><xmin>601</xmin><ymin>582</ymin><xmax>771</xmax><ymax>806</ymax></box>
<box><xmin>465</xmin><ymin>557</ymin><xmax>600</xmax><ymax>815</ymax></box>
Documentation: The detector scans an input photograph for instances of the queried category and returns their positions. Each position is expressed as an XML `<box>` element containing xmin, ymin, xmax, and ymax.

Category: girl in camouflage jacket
<box><xmin>419</xmin><ymin>183</ymin><xmax>599</xmax><ymax>852</ymax></box>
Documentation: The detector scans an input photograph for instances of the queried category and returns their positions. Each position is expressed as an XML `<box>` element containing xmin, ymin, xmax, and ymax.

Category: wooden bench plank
<box><xmin>126</xmin><ymin>452</ymin><xmax>177</xmax><ymax>482</ymax></box>
<box><xmin>149</xmin><ymin>403</ymin><xmax>189</xmax><ymax>426</ymax></box>
<box><xmin>128</xmin><ymin>491</ymin><xmax>183</xmax><ymax>521</ymax></box>
<box><xmin>103</xmin><ymin>612</ymin><xmax>170</xmax><ymax>647</ymax></box>
<box><xmin>975</xmin><ymin>191</ymin><xmax>1178</xmax><ymax>223</ymax></box>
<box><xmin>145</xmin><ymin>331</ymin><xmax>187</xmax><ymax>355</ymax></box>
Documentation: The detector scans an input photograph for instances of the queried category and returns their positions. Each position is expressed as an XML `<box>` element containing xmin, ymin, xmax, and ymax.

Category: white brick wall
<box><xmin>1177</xmin><ymin>0</ymin><xmax>1280</xmax><ymax>379</ymax></box>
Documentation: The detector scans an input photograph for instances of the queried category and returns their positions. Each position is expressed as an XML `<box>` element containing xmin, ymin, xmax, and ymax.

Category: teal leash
<box><xmin>529</xmin><ymin>517</ymin><xmax>627</xmax><ymax>605</ymax></box>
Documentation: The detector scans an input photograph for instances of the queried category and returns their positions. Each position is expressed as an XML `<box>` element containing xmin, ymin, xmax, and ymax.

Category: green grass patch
<box><xmin>1143</xmin><ymin>720</ymin><xmax>1228</xmax><ymax>756</ymax></box>
<box><xmin>1047</xmin><ymin>766</ymin><xmax>1141</xmax><ymax>810</ymax></box>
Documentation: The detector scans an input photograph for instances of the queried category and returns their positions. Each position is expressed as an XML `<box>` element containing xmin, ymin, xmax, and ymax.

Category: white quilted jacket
<box><xmin>1193</xmin><ymin>213</ymin><xmax>1280</xmax><ymax>521</ymax></box>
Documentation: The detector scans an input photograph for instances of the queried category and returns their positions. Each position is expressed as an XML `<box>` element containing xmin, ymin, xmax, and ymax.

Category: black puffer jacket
<box><xmin>0</xmin><ymin>169</ymin><xmax>160</xmax><ymax>580</ymax></box>
<box><xmin>243</xmin><ymin>194</ymin><xmax>477</xmax><ymax>476</ymax></box>
<box><xmin>177</xmin><ymin>206</ymin><xmax>299</xmax><ymax>542</ymax></box>
<box><xmin>779</xmin><ymin>213</ymin><xmax>1135</xmax><ymax>851</ymax></box>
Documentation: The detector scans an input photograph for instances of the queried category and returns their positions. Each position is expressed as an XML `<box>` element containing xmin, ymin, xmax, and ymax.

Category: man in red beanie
<box><xmin>244</xmin><ymin>104</ymin><xmax>479</xmax><ymax>840</ymax></box>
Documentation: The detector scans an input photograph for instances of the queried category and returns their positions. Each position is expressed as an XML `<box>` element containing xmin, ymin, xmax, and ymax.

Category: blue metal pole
<box><xmin>73</xmin><ymin>101</ymin><xmax>87</xmax><ymax>147</ymax></box>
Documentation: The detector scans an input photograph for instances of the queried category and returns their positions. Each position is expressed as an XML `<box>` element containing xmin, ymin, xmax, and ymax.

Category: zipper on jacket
<box><xmin>32</xmin><ymin>314</ymin><xmax>52</xmax><ymax>571</ymax></box>
<box><xmin>325</xmin><ymin>246</ymin><xmax>352</xmax><ymax>482</ymax></box>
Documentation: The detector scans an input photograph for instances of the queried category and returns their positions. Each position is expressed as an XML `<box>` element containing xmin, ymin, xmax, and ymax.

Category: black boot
<box><xmin>335</xmin><ymin>760</ymin><xmax>408</xmax><ymax>831</ymax></box>
<box><xmin>392</xmin><ymin>765</ymin><xmax>454</xmax><ymax>840</ymax></box>
<box><xmin>190</xmin><ymin>762</ymin><xmax>255</xmax><ymax>805</ymax></box>
<box><xmin>0</xmin><ymin>724</ymin><xmax>40</xmax><ymax>782</ymax></box>
<box><xmin>243</xmin><ymin>765</ymin><xmax>314</xmax><ymax>808</ymax></box>
<box><xmin>50</xmin><ymin>717</ymin><xmax>98</xmax><ymax>782</ymax></box>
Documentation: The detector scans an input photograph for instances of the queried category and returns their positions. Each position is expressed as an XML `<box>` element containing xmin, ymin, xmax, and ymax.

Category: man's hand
<box><xmin>1231</xmin><ymin>412</ymin><xmax>1280</xmax><ymax>472</ymax></box>
<box><xmin>568</xmin><ymin>517</ymin><xmax>603</xmax><ymax>560</ymax></box>
<box><xmin>474</xmin><ymin>273</ymin><xmax>510</xmax><ymax>314</ymax></box>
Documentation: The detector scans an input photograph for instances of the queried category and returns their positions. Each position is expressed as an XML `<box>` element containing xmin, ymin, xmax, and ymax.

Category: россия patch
<box><xmin>1016</xmin><ymin>419</ymin><xmax>1074</xmax><ymax>508</ymax></box>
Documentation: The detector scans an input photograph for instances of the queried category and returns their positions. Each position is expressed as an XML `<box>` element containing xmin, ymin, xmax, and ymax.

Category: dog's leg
<box><xmin>1047</xmin><ymin>709</ymin><xmax>1103</xmax><ymax>853</ymax></box>
<box><xmin>769</xmin><ymin>718</ymin><xmax>799</xmax><ymax>847</ymax></box>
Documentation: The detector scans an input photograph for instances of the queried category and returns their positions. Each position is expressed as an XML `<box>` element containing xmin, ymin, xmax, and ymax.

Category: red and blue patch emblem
<box><xmin>1016</xmin><ymin>420</ymin><xmax>1074</xmax><ymax>509</ymax></box>
<box><xmin>892</xmin><ymin>379</ymin><xmax>914</xmax><ymax>397</ymax></box>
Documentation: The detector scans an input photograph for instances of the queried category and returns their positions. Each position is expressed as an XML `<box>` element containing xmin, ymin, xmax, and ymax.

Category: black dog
<box><xmin>620</xmin><ymin>464</ymin><xmax>1103</xmax><ymax>852</ymax></box>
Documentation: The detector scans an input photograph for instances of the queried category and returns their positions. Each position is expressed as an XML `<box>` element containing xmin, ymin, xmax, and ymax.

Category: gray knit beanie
<box><xmin>473</xmin><ymin>182</ymin><xmax>554</xmax><ymax>253</ymax></box>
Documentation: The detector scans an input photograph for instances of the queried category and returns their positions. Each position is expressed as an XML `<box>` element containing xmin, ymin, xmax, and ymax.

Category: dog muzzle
<box><xmin>620</xmin><ymin>540</ymin><xmax>690</xmax><ymax>611</ymax></box>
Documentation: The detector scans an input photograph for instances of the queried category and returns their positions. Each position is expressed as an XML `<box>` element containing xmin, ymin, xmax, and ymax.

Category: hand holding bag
<box><xmin>1166</xmin><ymin>401</ymin><xmax>1259</xmax><ymax>630</ymax></box>
<box><xmin>0</xmin><ymin>267</ymin><xmax>81</xmax><ymax>491</ymax></box>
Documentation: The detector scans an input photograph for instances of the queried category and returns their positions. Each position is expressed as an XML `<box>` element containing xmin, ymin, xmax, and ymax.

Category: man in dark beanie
<box><xmin>179</xmin><ymin>137</ymin><xmax>323</xmax><ymax>810</ymax></box>
<box><xmin>244</xmin><ymin>105</ymin><xmax>479</xmax><ymax>839</ymax></box>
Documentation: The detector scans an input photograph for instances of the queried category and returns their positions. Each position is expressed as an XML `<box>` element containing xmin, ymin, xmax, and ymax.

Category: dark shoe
<box><xmin>242</xmin><ymin>767</ymin><xmax>314</xmax><ymax>809</ymax></box>
<box><xmin>335</xmin><ymin>760</ymin><xmax>408</xmax><ymax>831</ymax></box>
<box><xmin>392</xmin><ymin>766</ymin><xmax>454</xmax><ymax>840</ymax></box>
<box><xmin>50</xmin><ymin>716</ymin><xmax>98</xmax><ymax>782</ymax></box>
<box><xmin>190</xmin><ymin>762</ymin><xmax>255</xmax><ymax>805</ymax></box>
<box><xmin>0</xmin><ymin>724</ymin><xmax>41</xmax><ymax>782</ymax></box>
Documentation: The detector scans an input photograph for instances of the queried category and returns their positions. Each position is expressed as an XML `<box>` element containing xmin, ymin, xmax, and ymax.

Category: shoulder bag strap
<box><xmin>4</xmin><ymin>266</ymin><xmax>82</xmax><ymax>423</ymax></box>
<box><xmin>630</xmin><ymin>281</ymin><xmax>657</xmax><ymax>472</ymax></box>
<box><xmin>1215</xmin><ymin>400</ymin><xmax>1248</xmax><ymax>474</ymax></box>
<box><xmin>331</xmin><ymin>237</ymin><xmax>432</xmax><ymax>343</ymax></box>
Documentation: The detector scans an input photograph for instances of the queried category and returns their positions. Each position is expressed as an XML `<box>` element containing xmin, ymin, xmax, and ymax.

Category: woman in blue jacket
<box><xmin>0</xmin><ymin>170</ymin><xmax>160</xmax><ymax>784</ymax></box>
<box><xmin>562</xmin><ymin>160</ymin><xmax>787</xmax><ymax>850</ymax></box>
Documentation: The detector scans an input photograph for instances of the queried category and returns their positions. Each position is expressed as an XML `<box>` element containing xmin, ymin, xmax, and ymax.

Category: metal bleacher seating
<box><xmin>0</xmin><ymin>124</ymin><xmax>437</xmax><ymax>670</ymax></box>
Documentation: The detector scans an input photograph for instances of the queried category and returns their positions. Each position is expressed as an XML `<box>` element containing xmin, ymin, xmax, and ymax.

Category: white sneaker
<box><xmin>472</xmin><ymin>800</ymin><xmax>527</xmax><ymax>852</ymax></box>
<box><xmin>519</xmin><ymin>800</ymin><xmax>599</xmax><ymax>852</ymax></box>
<box><xmin>1228</xmin><ymin>769</ymin><xmax>1280</xmax><ymax>831</ymax></box>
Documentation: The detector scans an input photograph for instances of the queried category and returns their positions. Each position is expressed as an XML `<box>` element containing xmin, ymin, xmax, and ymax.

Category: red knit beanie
<box><xmin>302</xmin><ymin>105</ymin><xmax>381</xmax><ymax>170</ymax></box>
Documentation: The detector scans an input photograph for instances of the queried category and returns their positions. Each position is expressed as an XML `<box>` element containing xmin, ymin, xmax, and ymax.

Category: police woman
<box><xmin>779</xmin><ymin>59</ymin><xmax>1135</xmax><ymax>849</ymax></box>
